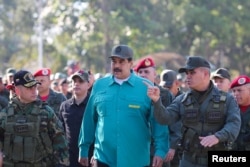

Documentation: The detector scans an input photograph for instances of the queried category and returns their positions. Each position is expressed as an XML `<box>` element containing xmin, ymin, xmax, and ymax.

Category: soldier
<box><xmin>34</xmin><ymin>68</ymin><xmax>67</xmax><ymax>117</ymax></box>
<box><xmin>159</xmin><ymin>69</ymin><xmax>183</xmax><ymax>167</ymax></box>
<box><xmin>59</xmin><ymin>78</ymin><xmax>72</xmax><ymax>99</ymax></box>
<box><xmin>211</xmin><ymin>68</ymin><xmax>231</xmax><ymax>92</ymax></box>
<box><xmin>230</xmin><ymin>75</ymin><xmax>250</xmax><ymax>150</ymax></box>
<box><xmin>145</xmin><ymin>56</ymin><xmax>241</xmax><ymax>167</ymax></box>
<box><xmin>5</xmin><ymin>68</ymin><xmax>16</xmax><ymax>85</ymax></box>
<box><xmin>0</xmin><ymin>70</ymin><xmax>69</xmax><ymax>166</ymax></box>
<box><xmin>160</xmin><ymin>69</ymin><xmax>183</xmax><ymax>97</ymax></box>
<box><xmin>133</xmin><ymin>57</ymin><xmax>172</xmax><ymax>167</ymax></box>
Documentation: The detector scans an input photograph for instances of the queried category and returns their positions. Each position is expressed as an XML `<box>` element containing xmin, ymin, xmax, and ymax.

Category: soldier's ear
<box><xmin>14</xmin><ymin>86</ymin><xmax>20</xmax><ymax>94</ymax></box>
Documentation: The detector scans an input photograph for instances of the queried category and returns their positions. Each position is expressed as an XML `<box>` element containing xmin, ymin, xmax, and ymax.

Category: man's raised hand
<box><xmin>143</xmin><ymin>81</ymin><xmax>160</xmax><ymax>102</ymax></box>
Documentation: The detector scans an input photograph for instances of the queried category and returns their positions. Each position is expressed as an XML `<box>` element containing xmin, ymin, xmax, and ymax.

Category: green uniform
<box><xmin>38</xmin><ymin>89</ymin><xmax>66</xmax><ymax>118</ymax></box>
<box><xmin>0</xmin><ymin>96</ymin><xmax>8</xmax><ymax>111</ymax></box>
<box><xmin>0</xmin><ymin>97</ymin><xmax>69</xmax><ymax>166</ymax></box>
<box><xmin>153</xmin><ymin>82</ymin><xmax>241</xmax><ymax>167</ymax></box>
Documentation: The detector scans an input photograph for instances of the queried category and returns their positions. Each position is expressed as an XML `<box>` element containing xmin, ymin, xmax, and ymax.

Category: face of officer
<box><xmin>231</xmin><ymin>84</ymin><xmax>250</xmax><ymax>106</ymax></box>
<box><xmin>137</xmin><ymin>67</ymin><xmax>156</xmax><ymax>83</ymax></box>
<box><xmin>35</xmin><ymin>75</ymin><xmax>51</xmax><ymax>95</ymax></box>
<box><xmin>184</xmin><ymin>67</ymin><xmax>210</xmax><ymax>91</ymax></box>
<box><xmin>111</xmin><ymin>57</ymin><xmax>133</xmax><ymax>79</ymax></box>
<box><xmin>15</xmin><ymin>85</ymin><xmax>38</xmax><ymax>103</ymax></box>
<box><xmin>212</xmin><ymin>77</ymin><xmax>231</xmax><ymax>92</ymax></box>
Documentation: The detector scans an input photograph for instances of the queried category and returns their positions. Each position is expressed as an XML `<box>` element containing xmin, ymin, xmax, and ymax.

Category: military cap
<box><xmin>211</xmin><ymin>68</ymin><xmax>231</xmax><ymax>80</ymax></box>
<box><xmin>34</xmin><ymin>68</ymin><xmax>51</xmax><ymax>77</ymax></box>
<box><xmin>230</xmin><ymin>75</ymin><xmax>250</xmax><ymax>89</ymax></box>
<box><xmin>71</xmin><ymin>70</ymin><xmax>89</xmax><ymax>82</ymax></box>
<box><xmin>14</xmin><ymin>70</ymin><xmax>39</xmax><ymax>88</ymax></box>
<box><xmin>54</xmin><ymin>72</ymin><xmax>67</xmax><ymax>80</ymax></box>
<box><xmin>159</xmin><ymin>69</ymin><xmax>177</xmax><ymax>87</ymax></box>
<box><xmin>133</xmin><ymin>57</ymin><xmax>155</xmax><ymax>72</ymax></box>
<box><xmin>6</xmin><ymin>67</ymin><xmax>16</xmax><ymax>76</ymax></box>
<box><xmin>110</xmin><ymin>45</ymin><xmax>133</xmax><ymax>59</ymax></box>
<box><xmin>59</xmin><ymin>78</ymin><xmax>68</xmax><ymax>86</ymax></box>
<box><xmin>178</xmin><ymin>56</ymin><xmax>210</xmax><ymax>73</ymax></box>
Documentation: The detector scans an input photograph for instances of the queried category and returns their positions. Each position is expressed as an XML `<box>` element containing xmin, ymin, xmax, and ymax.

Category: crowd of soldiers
<box><xmin>0</xmin><ymin>44</ymin><xmax>249</xmax><ymax>167</ymax></box>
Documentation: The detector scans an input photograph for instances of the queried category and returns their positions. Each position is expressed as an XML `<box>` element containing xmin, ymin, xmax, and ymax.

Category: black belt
<box><xmin>183</xmin><ymin>153</ymin><xmax>207</xmax><ymax>165</ymax></box>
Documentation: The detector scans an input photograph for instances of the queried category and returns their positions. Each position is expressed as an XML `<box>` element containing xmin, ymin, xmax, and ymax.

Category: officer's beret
<box><xmin>133</xmin><ymin>57</ymin><xmax>155</xmax><ymax>72</ymax></box>
<box><xmin>34</xmin><ymin>68</ymin><xmax>51</xmax><ymax>77</ymax></box>
<box><xmin>230</xmin><ymin>75</ymin><xmax>250</xmax><ymax>89</ymax></box>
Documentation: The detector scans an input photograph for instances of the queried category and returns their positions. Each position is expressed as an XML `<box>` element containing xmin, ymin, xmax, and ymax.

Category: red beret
<box><xmin>34</xmin><ymin>68</ymin><xmax>51</xmax><ymax>77</ymax></box>
<box><xmin>230</xmin><ymin>75</ymin><xmax>250</xmax><ymax>89</ymax></box>
<box><xmin>134</xmin><ymin>57</ymin><xmax>155</xmax><ymax>72</ymax></box>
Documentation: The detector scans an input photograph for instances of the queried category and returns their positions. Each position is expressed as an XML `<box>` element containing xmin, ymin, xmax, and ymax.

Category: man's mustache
<box><xmin>114</xmin><ymin>68</ymin><xmax>122</xmax><ymax>72</ymax></box>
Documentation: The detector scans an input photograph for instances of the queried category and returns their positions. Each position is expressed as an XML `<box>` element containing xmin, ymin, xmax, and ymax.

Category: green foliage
<box><xmin>0</xmin><ymin>0</ymin><xmax>250</xmax><ymax>76</ymax></box>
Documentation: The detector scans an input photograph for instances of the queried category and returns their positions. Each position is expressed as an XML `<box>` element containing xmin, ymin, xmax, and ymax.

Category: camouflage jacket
<box><xmin>38</xmin><ymin>89</ymin><xmax>67</xmax><ymax>118</ymax></box>
<box><xmin>0</xmin><ymin>97</ymin><xmax>69</xmax><ymax>166</ymax></box>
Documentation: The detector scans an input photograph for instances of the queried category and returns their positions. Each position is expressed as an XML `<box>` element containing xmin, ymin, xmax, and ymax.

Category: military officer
<box><xmin>34</xmin><ymin>68</ymin><xmax>67</xmax><ymax>118</ymax></box>
<box><xmin>230</xmin><ymin>75</ymin><xmax>250</xmax><ymax>150</ymax></box>
<box><xmin>145</xmin><ymin>56</ymin><xmax>241</xmax><ymax>167</ymax></box>
<box><xmin>0</xmin><ymin>70</ymin><xmax>69</xmax><ymax>166</ymax></box>
<box><xmin>134</xmin><ymin>57</ymin><xmax>172</xmax><ymax>167</ymax></box>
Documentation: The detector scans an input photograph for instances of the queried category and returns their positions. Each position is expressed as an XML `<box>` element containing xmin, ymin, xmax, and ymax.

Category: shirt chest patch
<box><xmin>128</xmin><ymin>105</ymin><xmax>140</xmax><ymax>109</ymax></box>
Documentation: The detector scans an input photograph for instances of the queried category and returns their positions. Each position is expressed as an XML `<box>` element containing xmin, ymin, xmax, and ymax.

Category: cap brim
<box><xmin>211</xmin><ymin>74</ymin><xmax>224</xmax><ymax>79</ymax></box>
<box><xmin>23</xmin><ymin>81</ymin><xmax>40</xmax><ymax>88</ymax></box>
<box><xmin>109</xmin><ymin>55</ymin><xmax>130</xmax><ymax>59</ymax></box>
<box><xmin>71</xmin><ymin>74</ymin><xmax>87</xmax><ymax>81</ymax></box>
<box><xmin>178</xmin><ymin>66</ymin><xmax>195</xmax><ymax>73</ymax></box>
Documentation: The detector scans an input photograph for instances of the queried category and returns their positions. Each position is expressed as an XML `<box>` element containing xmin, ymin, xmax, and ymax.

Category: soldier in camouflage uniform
<box><xmin>146</xmin><ymin>56</ymin><xmax>241</xmax><ymax>167</ymax></box>
<box><xmin>34</xmin><ymin>68</ymin><xmax>67</xmax><ymax>118</ymax></box>
<box><xmin>0</xmin><ymin>70</ymin><xmax>69</xmax><ymax>166</ymax></box>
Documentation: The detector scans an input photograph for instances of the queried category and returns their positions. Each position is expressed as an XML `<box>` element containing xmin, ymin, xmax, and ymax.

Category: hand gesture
<box><xmin>143</xmin><ymin>81</ymin><xmax>160</xmax><ymax>102</ymax></box>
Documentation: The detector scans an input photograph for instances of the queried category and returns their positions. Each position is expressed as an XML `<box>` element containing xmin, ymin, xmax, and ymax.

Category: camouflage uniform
<box><xmin>0</xmin><ymin>97</ymin><xmax>69</xmax><ymax>166</ymax></box>
<box><xmin>38</xmin><ymin>89</ymin><xmax>66</xmax><ymax>118</ymax></box>
<box><xmin>0</xmin><ymin>88</ymin><xmax>10</xmax><ymax>102</ymax></box>
<box><xmin>0</xmin><ymin>96</ymin><xmax>8</xmax><ymax>111</ymax></box>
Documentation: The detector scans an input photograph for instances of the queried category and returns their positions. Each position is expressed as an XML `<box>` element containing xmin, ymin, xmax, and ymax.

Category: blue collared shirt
<box><xmin>79</xmin><ymin>71</ymin><xmax>169</xmax><ymax>167</ymax></box>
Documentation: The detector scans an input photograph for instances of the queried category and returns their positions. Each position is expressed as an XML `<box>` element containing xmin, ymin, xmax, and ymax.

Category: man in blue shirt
<box><xmin>78</xmin><ymin>45</ymin><xmax>169</xmax><ymax>167</ymax></box>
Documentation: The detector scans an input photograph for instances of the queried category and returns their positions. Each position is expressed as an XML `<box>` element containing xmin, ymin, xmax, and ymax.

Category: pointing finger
<box><xmin>143</xmin><ymin>81</ymin><xmax>153</xmax><ymax>88</ymax></box>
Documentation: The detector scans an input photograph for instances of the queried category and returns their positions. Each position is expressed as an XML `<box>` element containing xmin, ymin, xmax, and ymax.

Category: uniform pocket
<box><xmin>123</xmin><ymin>96</ymin><xmax>145</xmax><ymax>117</ymax></box>
<box><xmin>95</xmin><ymin>95</ymin><xmax>114</xmax><ymax>116</ymax></box>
